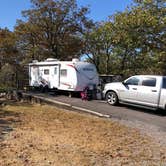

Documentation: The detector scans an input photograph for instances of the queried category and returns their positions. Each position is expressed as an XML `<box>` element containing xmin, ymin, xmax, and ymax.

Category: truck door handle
<box><xmin>151</xmin><ymin>90</ymin><xmax>157</xmax><ymax>92</ymax></box>
<box><xmin>132</xmin><ymin>88</ymin><xmax>137</xmax><ymax>90</ymax></box>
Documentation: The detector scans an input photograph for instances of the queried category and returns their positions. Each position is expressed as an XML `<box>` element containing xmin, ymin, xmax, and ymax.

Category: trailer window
<box><xmin>60</xmin><ymin>69</ymin><xmax>67</xmax><ymax>77</ymax></box>
<box><xmin>54</xmin><ymin>68</ymin><xmax>57</xmax><ymax>75</ymax></box>
<box><xmin>44</xmin><ymin>69</ymin><xmax>49</xmax><ymax>75</ymax></box>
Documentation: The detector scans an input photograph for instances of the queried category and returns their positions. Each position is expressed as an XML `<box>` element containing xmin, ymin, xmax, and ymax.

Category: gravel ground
<box><xmin>112</xmin><ymin>118</ymin><xmax>166</xmax><ymax>147</ymax></box>
<box><xmin>0</xmin><ymin>101</ymin><xmax>166</xmax><ymax>166</ymax></box>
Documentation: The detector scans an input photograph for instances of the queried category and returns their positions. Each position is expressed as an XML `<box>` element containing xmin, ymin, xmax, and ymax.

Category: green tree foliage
<box><xmin>15</xmin><ymin>0</ymin><xmax>93</xmax><ymax>62</ymax></box>
<box><xmin>133</xmin><ymin>0</ymin><xmax>166</xmax><ymax>74</ymax></box>
<box><xmin>0</xmin><ymin>28</ymin><xmax>19</xmax><ymax>69</ymax></box>
<box><xmin>84</xmin><ymin>0</ymin><xmax>166</xmax><ymax>76</ymax></box>
<box><xmin>0</xmin><ymin>28</ymin><xmax>23</xmax><ymax>89</ymax></box>
<box><xmin>114</xmin><ymin>0</ymin><xmax>166</xmax><ymax>75</ymax></box>
<box><xmin>83</xmin><ymin>22</ymin><xmax>114</xmax><ymax>74</ymax></box>
<box><xmin>0</xmin><ymin>64</ymin><xmax>15</xmax><ymax>88</ymax></box>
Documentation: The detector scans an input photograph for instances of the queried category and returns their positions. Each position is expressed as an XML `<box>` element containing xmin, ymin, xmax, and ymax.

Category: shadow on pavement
<box><xmin>117</xmin><ymin>103</ymin><xmax>166</xmax><ymax>117</ymax></box>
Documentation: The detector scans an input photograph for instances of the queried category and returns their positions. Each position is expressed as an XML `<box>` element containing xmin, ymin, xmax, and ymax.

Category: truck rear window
<box><xmin>142</xmin><ymin>78</ymin><xmax>156</xmax><ymax>87</ymax></box>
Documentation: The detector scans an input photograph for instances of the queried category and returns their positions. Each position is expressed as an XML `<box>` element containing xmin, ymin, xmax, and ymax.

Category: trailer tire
<box><xmin>39</xmin><ymin>85</ymin><xmax>44</xmax><ymax>93</ymax></box>
<box><xmin>43</xmin><ymin>85</ymin><xmax>49</xmax><ymax>93</ymax></box>
<box><xmin>39</xmin><ymin>85</ymin><xmax>48</xmax><ymax>93</ymax></box>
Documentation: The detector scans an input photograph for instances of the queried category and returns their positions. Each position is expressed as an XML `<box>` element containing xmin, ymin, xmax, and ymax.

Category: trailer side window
<box><xmin>60</xmin><ymin>69</ymin><xmax>67</xmax><ymax>77</ymax></box>
<box><xmin>54</xmin><ymin>68</ymin><xmax>57</xmax><ymax>75</ymax></box>
<box><xmin>44</xmin><ymin>69</ymin><xmax>49</xmax><ymax>75</ymax></box>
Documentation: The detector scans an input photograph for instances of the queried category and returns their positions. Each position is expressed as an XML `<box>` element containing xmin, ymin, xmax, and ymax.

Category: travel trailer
<box><xmin>29</xmin><ymin>58</ymin><xmax>99</xmax><ymax>92</ymax></box>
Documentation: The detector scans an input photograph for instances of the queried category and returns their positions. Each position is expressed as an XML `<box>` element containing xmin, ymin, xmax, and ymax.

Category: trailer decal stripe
<box><xmin>61</xmin><ymin>82</ymin><xmax>72</xmax><ymax>87</ymax></box>
<box><xmin>67</xmin><ymin>64</ymin><xmax>79</xmax><ymax>72</ymax></box>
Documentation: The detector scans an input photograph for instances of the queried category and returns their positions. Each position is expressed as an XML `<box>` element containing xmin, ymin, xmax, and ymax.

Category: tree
<box><xmin>133</xmin><ymin>0</ymin><xmax>166</xmax><ymax>74</ymax></box>
<box><xmin>0</xmin><ymin>28</ymin><xmax>24</xmax><ymax>89</ymax></box>
<box><xmin>0</xmin><ymin>28</ymin><xmax>19</xmax><ymax>69</ymax></box>
<box><xmin>83</xmin><ymin>0</ymin><xmax>166</xmax><ymax>76</ymax></box>
<box><xmin>109</xmin><ymin>0</ymin><xmax>165</xmax><ymax>75</ymax></box>
<box><xmin>83</xmin><ymin>22</ymin><xmax>115</xmax><ymax>74</ymax></box>
<box><xmin>15</xmin><ymin>0</ymin><xmax>93</xmax><ymax>62</ymax></box>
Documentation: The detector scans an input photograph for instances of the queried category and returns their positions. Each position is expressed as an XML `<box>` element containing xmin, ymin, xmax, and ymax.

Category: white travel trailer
<box><xmin>29</xmin><ymin>58</ymin><xmax>99</xmax><ymax>92</ymax></box>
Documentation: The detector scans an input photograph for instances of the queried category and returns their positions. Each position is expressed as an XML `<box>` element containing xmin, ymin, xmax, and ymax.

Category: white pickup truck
<box><xmin>103</xmin><ymin>75</ymin><xmax>166</xmax><ymax>110</ymax></box>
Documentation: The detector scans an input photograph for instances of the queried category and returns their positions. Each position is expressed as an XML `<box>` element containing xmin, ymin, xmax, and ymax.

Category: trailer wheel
<box><xmin>39</xmin><ymin>85</ymin><xmax>44</xmax><ymax>92</ymax></box>
<box><xmin>43</xmin><ymin>85</ymin><xmax>49</xmax><ymax>93</ymax></box>
<box><xmin>106</xmin><ymin>91</ymin><xmax>119</xmax><ymax>106</ymax></box>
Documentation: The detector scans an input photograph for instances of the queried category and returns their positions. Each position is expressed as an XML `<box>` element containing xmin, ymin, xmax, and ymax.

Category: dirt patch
<box><xmin>0</xmin><ymin>102</ymin><xmax>165</xmax><ymax>166</ymax></box>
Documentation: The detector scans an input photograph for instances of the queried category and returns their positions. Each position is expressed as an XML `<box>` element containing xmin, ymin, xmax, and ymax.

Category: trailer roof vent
<box><xmin>45</xmin><ymin>58</ymin><xmax>58</xmax><ymax>62</ymax></box>
<box><xmin>72</xmin><ymin>58</ymin><xmax>79</xmax><ymax>63</ymax></box>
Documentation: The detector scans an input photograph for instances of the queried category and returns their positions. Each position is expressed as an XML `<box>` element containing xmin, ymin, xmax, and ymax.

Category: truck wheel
<box><xmin>106</xmin><ymin>91</ymin><xmax>119</xmax><ymax>105</ymax></box>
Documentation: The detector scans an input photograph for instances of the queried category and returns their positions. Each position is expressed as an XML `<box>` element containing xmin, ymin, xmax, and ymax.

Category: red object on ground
<box><xmin>81</xmin><ymin>87</ymin><xmax>89</xmax><ymax>100</ymax></box>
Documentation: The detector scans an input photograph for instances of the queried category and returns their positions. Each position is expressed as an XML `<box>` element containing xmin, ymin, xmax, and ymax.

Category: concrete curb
<box><xmin>33</xmin><ymin>95</ymin><xmax>72</xmax><ymax>107</ymax></box>
<box><xmin>72</xmin><ymin>106</ymin><xmax>110</xmax><ymax>118</ymax></box>
<box><xmin>22</xmin><ymin>93</ymin><xmax>111</xmax><ymax>118</ymax></box>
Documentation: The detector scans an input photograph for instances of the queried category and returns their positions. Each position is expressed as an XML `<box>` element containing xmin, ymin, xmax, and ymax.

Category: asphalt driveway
<box><xmin>30</xmin><ymin>92</ymin><xmax>166</xmax><ymax>132</ymax></box>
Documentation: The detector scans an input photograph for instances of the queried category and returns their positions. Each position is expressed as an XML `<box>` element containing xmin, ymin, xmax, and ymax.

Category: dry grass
<box><xmin>0</xmin><ymin>102</ymin><xmax>165</xmax><ymax>166</ymax></box>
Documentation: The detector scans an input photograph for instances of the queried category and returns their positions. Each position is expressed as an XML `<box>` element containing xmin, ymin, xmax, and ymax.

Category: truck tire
<box><xmin>106</xmin><ymin>91</ymin><xmax>119</xmax><ymax>106</ymax></box>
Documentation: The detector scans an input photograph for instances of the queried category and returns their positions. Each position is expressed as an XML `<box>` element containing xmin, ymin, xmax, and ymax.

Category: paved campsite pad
<box><xmin>0</xmin><ymin>102</ymin><xmax>165</xmax><ymax>165</ymax></box>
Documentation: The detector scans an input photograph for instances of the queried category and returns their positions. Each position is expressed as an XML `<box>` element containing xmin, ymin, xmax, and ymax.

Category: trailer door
<box><xmin>30</xmin><ymin>65</ymin><xmax>39</xmax><ymax>86</ymax></box>
<box><xmin>51</xmin><ymin>65</ymin><xmax>60</xmax><ymax>88</ymax></box>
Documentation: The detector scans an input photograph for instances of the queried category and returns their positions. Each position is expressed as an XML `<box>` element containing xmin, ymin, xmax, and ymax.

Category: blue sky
<box><xmin>0</xmin><ymin>0</ymin><xmax>132</xmax><ymax>31</ymax></box>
